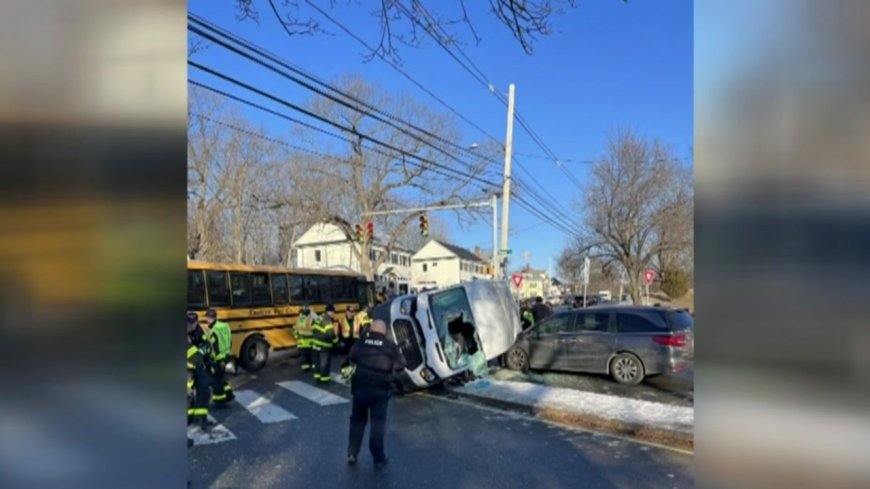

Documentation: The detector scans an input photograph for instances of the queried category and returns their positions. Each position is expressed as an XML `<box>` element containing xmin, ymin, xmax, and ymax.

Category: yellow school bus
<box><xmin>187</xmin><ymin>261</ymin><xmax>374</xmax><ymax>372</ymax></box>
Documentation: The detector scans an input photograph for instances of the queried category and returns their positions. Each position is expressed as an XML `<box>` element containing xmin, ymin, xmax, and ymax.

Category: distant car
<box><xmin>502</xmin><ymin>305</ymin><xmax>694</xmax><ymax>384</ymax></box>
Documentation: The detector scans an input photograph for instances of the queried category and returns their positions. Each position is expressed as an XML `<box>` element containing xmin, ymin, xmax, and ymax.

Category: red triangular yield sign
<box><xmin>512</xmin><ymin>274</ymin><xmax>523</xmax><ymax>288</ymax></box>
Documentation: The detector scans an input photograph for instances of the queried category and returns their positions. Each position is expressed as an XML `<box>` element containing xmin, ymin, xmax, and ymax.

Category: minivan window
<box><xmin>667</xmin><ymin>310</ymin><xmax>694</xmax><ymax>331</ymax></box>
<box><xmin>535</xmin><ymin>313</ymin><xmax>574</xmax><ymax>335</ymax></box>
<box><xmin>573</xmin><ymin>312</ymin><xmax>610</xmax><ymax>332</ymax></box>
<box><xmin>616</xmin><ymin>312</ymin><xmax>668</xmax><ymax>333</ymax></box>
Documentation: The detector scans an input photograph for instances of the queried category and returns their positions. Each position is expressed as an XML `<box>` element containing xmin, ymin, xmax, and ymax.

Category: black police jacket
<box><xmin>349</xmin><ymin>332</ymin><xmax>406</xmax><ymax>390</ymax></box>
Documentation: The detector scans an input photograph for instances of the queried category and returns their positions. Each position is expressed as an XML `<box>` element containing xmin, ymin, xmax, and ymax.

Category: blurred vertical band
<box><xmin>0</xmin><ymin>1</ymin><xmax>186</xmax><ymax>488</ymax></box>
<box><xmin>696</xmin><ymin>1</ymin><xmax>870</xmax><ymax>488</ymax></box>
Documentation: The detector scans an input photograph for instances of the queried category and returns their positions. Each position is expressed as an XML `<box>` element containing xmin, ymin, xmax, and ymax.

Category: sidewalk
<box><xmin>449</xmin><ymin>379</ymin><xmax>694</xmax><ymax>450</ymax></box>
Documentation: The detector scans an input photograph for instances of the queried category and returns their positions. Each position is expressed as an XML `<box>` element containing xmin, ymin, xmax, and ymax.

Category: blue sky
<box><xmin>188</xmin><ymin>0</ymin><xmax>693</xmax><ymax>276</ymax></box>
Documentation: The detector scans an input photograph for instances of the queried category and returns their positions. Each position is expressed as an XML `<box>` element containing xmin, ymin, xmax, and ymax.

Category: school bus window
<box><xmin>330</xmin><ymin>276</ymin><xmax>348</xmax><ymax>301</ymax></box>
<box><xmin>289</xmin><ymin>274</ymin><xmax>304</xmax><ymax>303</ymax></box>
<box><xmin>230</xmin><ymin>272</ymin><xmax>252</xmax><ymax>307</ymax></box>
<box><xmin>305</xmin><ymin>275</ymin><xmax>326</xmax><ymax>303</ymax></box>
<box><xmin>272</xmin><ymin>273</ymin><xmax>289</xmax><ymax>305</ymax></box>
<box><xmin>206</xmin><ymin>271</ymin><xmax>231</xmax><ymax>306</ymax></box>
<box><xmin>188</xmin><ymin>270</ymin><xmax>206</xmax><ymax>308</ymax></box>
<box><xmin>251</xmin><ymin>273</ymin><xmax>272</xmax><ymax>306</ymax></box>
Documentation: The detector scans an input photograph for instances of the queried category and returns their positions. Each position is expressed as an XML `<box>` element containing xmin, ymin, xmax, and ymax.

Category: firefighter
<box><xmin>339</xmin><ymin>305</ymin><xmax>361</xmax><ymax>378</ymax></box>
<box><xmin>354</xmin><ymin>303</ymin><xmax>374</xmax><ymax>339</ymax></box>
<box><xmin>296</xmin><ymin>303</ymin><xmax>315</xmax><ymax>371</ymax></box>
<box><xmin>187</xmin><ymin>312</ymin><xmax>214</xmax><ymax>431</ymax></box>
<box><xmin>520</xmin><ymin>300</ymin><xmax>535</xmax><ymax>330</ymax></box>
<box><xmin>205</xmin><ymin>309</ymin><xmax>235</xmax><ymax>406</ymax></box>
<box><xmin>346</xmin><ymin>319</ymin><xmax>406</xmax><ymax>468</ymax></box>
<box><xmin>311</xmin><ymin>304</ymin><xmax>339</xmax><ymax>383</ymax></box>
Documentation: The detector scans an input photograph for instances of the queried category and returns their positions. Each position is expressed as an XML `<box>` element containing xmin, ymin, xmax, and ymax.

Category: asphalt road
<box><xmin>189</xmin><ymin>355</ymin><xmax>692</xmax><ymax>489</ymax></box>
<box><xmin>489</xmin><ymin>367</ymin><xmax>694</xmax><ymax>407</ymax></box>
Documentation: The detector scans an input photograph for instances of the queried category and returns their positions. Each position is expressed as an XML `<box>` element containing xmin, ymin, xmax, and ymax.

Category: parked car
<box><xmin>502</xmin><ymin>305</ymin><xmax>694</xmax><ymax>384</ymax></box>
<box><xmin>375</xmin><ymin>280</ymin><xmax>522</xmax><ymax>392</ymax></box>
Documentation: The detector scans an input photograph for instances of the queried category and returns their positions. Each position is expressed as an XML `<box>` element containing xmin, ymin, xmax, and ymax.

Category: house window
<box><xmin>423</xmin><ymin>264</ymin><xmax>428</xmax><ymax>272</ymax></box>
<box><xmin>432</xmin><ymin>262</ymin><xmax>438</xmax><ymax>267</ymax></box>
<box><xmin>315</xmin><ymin>249</ymin><xmax>322</xmax><ymax>262</ymax></box>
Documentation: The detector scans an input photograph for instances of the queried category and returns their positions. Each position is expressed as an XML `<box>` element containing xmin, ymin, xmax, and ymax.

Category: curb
<box><xmin>448</xmin><ymin>388</ymin><xmax>694</xmax><ymax>451</ymax></box>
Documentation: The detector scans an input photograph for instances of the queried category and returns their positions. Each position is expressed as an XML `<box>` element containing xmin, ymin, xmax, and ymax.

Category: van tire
<box><xmin>610</xmin><ymin>352</ymin><xmax>644</xmax><ymax>384</ymax></box>
<box><xmin>239</xmin><ymin>336</ymin><xmax>269</xmax><ymax>372</ymax></box>
<box><xmin>505</xmin><ymin>346</ymin><xmax>530</xmax><ymax>372</ymax></box>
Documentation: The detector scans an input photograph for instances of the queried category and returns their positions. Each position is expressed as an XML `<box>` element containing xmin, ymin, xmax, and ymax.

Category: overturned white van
<box><xmin>373</xmin><ymin>280</ymin><xmax>522</xmax><ymax>391</ymax></box>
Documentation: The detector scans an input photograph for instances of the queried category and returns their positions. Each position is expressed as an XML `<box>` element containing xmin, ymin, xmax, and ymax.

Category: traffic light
<box><xmin>419</xmin><ymin>214</ymin><xmax>429</xmax><ymax>237</ymax></box>
<box><xmin>355</xmin><ymin>223</ymin><xmax>363</xmax><ymax>242</ymax></box>
<box><xmin>366</xmin><ymin>221</ymin><xmax>374</xmax><ymax>241</ymax></box>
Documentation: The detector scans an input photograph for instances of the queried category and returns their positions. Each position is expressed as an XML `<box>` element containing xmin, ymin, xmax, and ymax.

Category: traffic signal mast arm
<box><xmin>362</xmin><ymin>200</ymin><xmax>491</xmax><ymax>216</ymax></box>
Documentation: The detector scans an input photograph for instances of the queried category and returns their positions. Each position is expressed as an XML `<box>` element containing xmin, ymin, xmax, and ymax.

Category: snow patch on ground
<box><xmin>457</xmin><ymin>379</ymin><xmax>693</xmax><ymax>433</ymax></box>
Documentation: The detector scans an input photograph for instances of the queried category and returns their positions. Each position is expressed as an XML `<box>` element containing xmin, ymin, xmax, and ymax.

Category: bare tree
<box><xmin>261</xmin><ymin>75</ymin><xmax>490</xmax><ymax>280</ymax></box>
<box><xmin>564</xmin><ymin>129</ymin><xmax>693</xmax><ymax>303</ymax></box>
<box><xmin>234</xmin><ymin>0</ymin><xmax>624</xmax><ymax>60</ymax></box>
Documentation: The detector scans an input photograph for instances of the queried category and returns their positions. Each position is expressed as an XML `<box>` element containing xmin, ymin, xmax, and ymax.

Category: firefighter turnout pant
<box><xmin>210</xmin><ymin>360</ymin><xmax>235</xmax><ymax>405</ymax></box>
<box><xmin>312</xmin><ymin>344</ymin><xmax>332</xmax><ymax>383</ymax></box>
<box><xmin>187</xmin><ymin>369</ymin><xmax>211</xmax><ymax>427</ymax></box>
<box><xmin>298</xmin><ymin>335</ymin><xmax>314</xmax><ymax>371</ymax></box>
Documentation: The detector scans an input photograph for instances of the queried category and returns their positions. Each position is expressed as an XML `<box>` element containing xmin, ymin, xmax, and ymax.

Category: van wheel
<box><xmin>610</xmin><ymin>353</ymin><xmax>644</xmax><ymax>384</ymax></box>
<box><xmin>505</xmin><ymin>346</ymin><xmax>530</xmax><ymax>372</ymax></box>
<box><xmin>239</xmin><ymin>336</ymin><xmax>269</xmax><ymax>372</ymax></box>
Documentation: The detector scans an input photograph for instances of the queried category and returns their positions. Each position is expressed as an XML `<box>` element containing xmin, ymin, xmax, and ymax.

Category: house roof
<box><xmin>433</xmin><ymin>240</ymin><xmax>483</xmax><ymax>262</ymax></box>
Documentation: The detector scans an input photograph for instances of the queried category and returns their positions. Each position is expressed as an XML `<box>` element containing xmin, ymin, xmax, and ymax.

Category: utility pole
<box><xmin>491</xmin><ymin>193</ymin><xmax>499</xmax><ymax>279</ymax></box>
<box><xmin>500</xmin><ymin>83</ymin><xmax>516</xmax><ymax>267</ymax></box>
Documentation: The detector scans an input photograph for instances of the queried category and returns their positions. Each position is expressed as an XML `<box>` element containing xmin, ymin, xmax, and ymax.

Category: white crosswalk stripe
<box><xmin>188</xmin><ymin>415</ymin><xmax>236</xmax><ymax>446</ymax></box>
<box><xmin>330</xmin><ymin>373</ymin><xmax>350</xmax><ymax>387</ymax></box>
<box><xmin>233</xmin><ymin>389</ymin><xmax>298</xmax><ymax>423</ymax></box>
<box><xmin>276</xmin><ymin>380</ymin><xmax>350</xmax><ymax>406</ymax></box>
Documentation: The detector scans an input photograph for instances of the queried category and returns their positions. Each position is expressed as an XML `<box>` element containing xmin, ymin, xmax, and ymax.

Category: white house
<box><xmin>293</xmin><ymin>223</ymin><xmax>413</xmax><ymax>294</ymax></box>
<box><xmin>411</xmin><ymin>240</ymin><xmax>489</xmax><ymax>290</ymax></box>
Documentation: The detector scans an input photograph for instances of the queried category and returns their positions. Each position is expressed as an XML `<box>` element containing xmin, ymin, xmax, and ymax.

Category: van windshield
<box><xmin>428</xmin><ymin>287</ymin><xmax>484</xmax><ymax>371</ymax></box>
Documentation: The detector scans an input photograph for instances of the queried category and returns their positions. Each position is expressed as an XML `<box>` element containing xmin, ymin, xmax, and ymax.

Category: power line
<box><xmin>218</xmin><ymin>2</ymin><xmax>583</xmax><ymax>236</ymax></box>
<box><xmin>299</xmin><ymin>0</ymin><xmax>504</xmax><ymax>147</ymax></box>
<box><xmin>187</xmin><ymin>18</ymin><xmax>491</xmax><ymax>177</ymax></box>
<box><xmin>188</xmin><ymin>61</ymin><xmax>500</xmax><ymax>190</ymax></box>
<box><xmin>187</xmin><ymin>79</ymin><xmax>497</xmax><ymax>191</ymax></box>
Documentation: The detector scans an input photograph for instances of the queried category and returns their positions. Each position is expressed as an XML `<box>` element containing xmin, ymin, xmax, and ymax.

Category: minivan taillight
<box><xmin>653</xmin><ymin>334</ymin><xmax>686</xmax><ymax>347</ymax></box>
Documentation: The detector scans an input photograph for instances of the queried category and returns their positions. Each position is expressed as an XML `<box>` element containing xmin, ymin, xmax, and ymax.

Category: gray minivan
<box><xmin>503</xmin><ymin>306</ymin><xmax>693</xmax><ymax>384</ymax></box>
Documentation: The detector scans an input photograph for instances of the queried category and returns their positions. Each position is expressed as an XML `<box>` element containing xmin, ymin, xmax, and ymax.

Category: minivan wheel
<box><xmin>505</xmin><ymin>346</ymin><xmax>530</xmax><ymax>372</ymax></box>
<box><xmin>610</xmin><ymin>353</ymin><xmax>644</xmax><ymax>384</ymax></box>
<box><xmin>238</xmin><ymin>336</ymin><xmax>269</xmax><ymax>372</ymax></box>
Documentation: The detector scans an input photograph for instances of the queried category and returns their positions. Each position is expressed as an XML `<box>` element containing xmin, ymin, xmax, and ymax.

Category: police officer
<box><xmin>311</xmin><ymin>304</ymin><xmax>339</xmax><ymax>383</ymax></box>
<box><xmin>205</xmin><ymin>309</ymin><xmax>235</xmax><ymax>406</ymax></box>
<box><xmin>296</xmin><ymin>303</ymin><xmax>315</xmax><ymax>371</ymax></box>
<box><xmin>187</xmin><ymin>312</ymin><xmax>214</xmax><ymax>431</ymax></box>
<box><xmin>339</xmin><ymin>305</ymin><xmax>361</xmax><ymax>378</ymax></box>
<box><xmin>346</xmin><ymin>319</ymin><xmax>406</xmax><ymax>469</ymax></box>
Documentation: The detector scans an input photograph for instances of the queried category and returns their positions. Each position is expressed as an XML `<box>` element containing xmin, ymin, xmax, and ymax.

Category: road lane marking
<box><xmin>234</xmin><ymin>389</ymin><xmax>298</xmax><ymax>423</ymax></box>
<box><xmin>276</xmin><ymin>381</ymin><xmax>349</xmax><ymax>406</ymax></box>
<box><xmin>188</xmin><ymin>415</ymin><xmax>236</xmax><ymax>446</ymax></box>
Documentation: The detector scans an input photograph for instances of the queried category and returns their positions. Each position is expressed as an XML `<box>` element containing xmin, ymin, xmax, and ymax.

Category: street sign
<box><xmin>498</xmin><ymin>248</ymin><xmax>513</xmax><ymax>255</ymax></box>
<box><xmin>644</xmin><ymin>269</ymin><xmax>656</xmax><ymax>285</ymax></box>
<box><xmin>511</xmin><ymin>274</ymin><xmax>523</xmax><ymax>288</ymax></box>
<box><xmin>581</xmin><ymin>256</ymin><xmax>590</xmax><ymax>286</ymax></box>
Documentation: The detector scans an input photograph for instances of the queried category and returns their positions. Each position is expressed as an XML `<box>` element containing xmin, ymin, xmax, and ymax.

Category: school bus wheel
<box><xmin>238</xmin><ymin>335</ymin><xmax>269</xmax><ymax>372</ymax></box>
